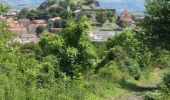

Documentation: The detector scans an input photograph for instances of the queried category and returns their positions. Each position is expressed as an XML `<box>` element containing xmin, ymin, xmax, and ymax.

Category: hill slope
<box><xmin>1</xmin><ymin>0</ymin><xmax>145</xmax><ymax>12</ymax></box>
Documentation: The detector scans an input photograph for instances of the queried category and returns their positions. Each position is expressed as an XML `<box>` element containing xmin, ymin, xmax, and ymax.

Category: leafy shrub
<box><xmin>155</xmin><ymin>50</ymin><xmax>170</xmax><ymax>69</ymax></box>
<box><xmin>144</xmin><ymin>90</ymin><xmax>162</xmax><ymax>100</ymax></box>
<box><xmin>161</xmin><ymin>69</ymin><xmax>170</xmax><ymax>92</ymax></box>
<box><xmin>98</xmin><ymin>61</ymin><xmax>123</xmax><ymax>81</ymax></box>
<box><xmin>20</xmin><ymin>43</ymin><xmax>43</xmax><ymax>60</ymax></box>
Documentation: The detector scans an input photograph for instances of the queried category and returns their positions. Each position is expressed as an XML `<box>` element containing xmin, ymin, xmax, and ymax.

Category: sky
<box><xmin>98</xmin><ymin>0</ymin><xmax>145</xmax><ymax>12</ymax></box>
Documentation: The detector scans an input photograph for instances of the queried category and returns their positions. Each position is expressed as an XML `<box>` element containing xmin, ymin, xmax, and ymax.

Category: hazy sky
<box><xmin>2</xmin><ymin>0</ymin><xmax>145</xmax><ymax>12</ymax></box>
<box><xmin>98</xmin><ymin>0</ymin><xmax>145</xmax><ymax>12</ymax></box>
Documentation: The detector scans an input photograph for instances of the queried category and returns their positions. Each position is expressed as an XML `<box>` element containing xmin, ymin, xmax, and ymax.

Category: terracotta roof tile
<box><xmin>21</xmin><ymin>34</ymin><xmax>36</xmax><ymax>38</ymax></box>
<box><xmin>120</xmin><ymin>10</ymin><xmax>132</xmax><ymax>17</ymax></box>
<box><xmin>33</xmin><ymin>20</ymin><xmax>46</xmax><ymax>24</ymax></box>
<box><xmin>49</xmin><ymin>28</ymin><xmax>62</xmax><ymax>31</ymax></box>
<box><xmin>49</xmin><ymin>17</ymin><xmax>62</xmax><ymax>21</ymax></box>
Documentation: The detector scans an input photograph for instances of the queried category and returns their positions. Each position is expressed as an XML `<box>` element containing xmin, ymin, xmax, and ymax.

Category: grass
<box><xmin>87</xmin><ymin>67</ymin><xmax>164</xmax><ymax>100</ymax></box>
<box><xmin>85</xmin><ymin>76</ymin><xmax>130</xmax><ymax>100</ymax></box>
<box><xmin>0</xmin><ymin>66</ymin><xmax>165</xmax><ymax>100</ymax></box>
<box><xmin>127</xmin><ymin>68</ymin><xmax>162</xmax><ymax>86</ymax></box>
<box><xmin>92</xmin><ymin>42</ymin><xmax>107</xmax><ymax>58</ymax></box>
<box><xmin>99</xmin><ymin>29</ymin><xmax>115</xmax><ymax>31</ymax></box>
<box><xmin>88</xmin><ymin>21</ymin><xmax>102</xmax><ymax>30</ymax></box>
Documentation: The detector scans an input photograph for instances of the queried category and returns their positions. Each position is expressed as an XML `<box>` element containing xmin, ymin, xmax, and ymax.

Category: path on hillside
<box><xmin>110</xmin><ymin>69</ymin><xmax>161</xmax><ymax>100</ymax></box>
<box><xmin>111</xmin><ymin>83</ymin><xmax>158</xmax><ymax>100</ymax></box>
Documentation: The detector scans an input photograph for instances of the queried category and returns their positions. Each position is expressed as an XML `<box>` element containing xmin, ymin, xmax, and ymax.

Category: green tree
<box><xmin>141</xmin><ymin>0</ymin><xmax>170</xmax><ymax>50</ymax></box>
<box><xmin>96</xmin><ymin>29</ymin><xmax>155</xmax><ymax>79</ymax></box>
<box><xmin>27</xmin><ymin>9</ymin><xmax>38</xmax><ymax>20</ymax></box>
<box><xmin>39</xmin><ymin>16</ymin><xmax>97</xmax><ymax>78</ymax></box>
<box><xmin>53</xmin><ymin>20</ymin><xmax>62</xmax><ymax>28</ymax></box>
<box><xmin>0</xmin><ymin>2</ymin><xmax>10</xmax><ymax>15</ymax></box>
<box><xmin>36</xmin><ymin>26</ymin><xmax>46</xmax><ymax>36</ymax></box>
<box><xmin>96</xmin><ymin>12</ymin><xmax>107</xmax><ymax>25</ymax></box>
<box><xmin>162</xmin><ymin>69</ymin><xmax>170</xmax><ymax>92</ymax></box>
<box><xmin>18</xmin><ymin>8</ymin><xmax>29</xmax><ymax>19</ymax></box>
<box><xmin>60</xmin><ymin>10</ymin><xmax>73</xmax><ymax>19</ymax></box>
<box><xmin>64</xmin><ymin>0</ymin><xmax>71</xmax><ymax>5</ymax></box>
<box><xmin>20</xmin><ymin>43</ymin><xmax>43</xmax><ymax>60</ymax></box>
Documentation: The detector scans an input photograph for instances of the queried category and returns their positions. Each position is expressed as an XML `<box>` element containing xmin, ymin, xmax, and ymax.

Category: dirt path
<box><xmin>111</xmin><ymin>92</ymin><xmax>143</xmax><ymax>100</ymax></box>
<box><xmin>110</xmin><ymin>84</ymin><xmax>158</xmax><ymax>100</ymax></box>
<box><xmin>110</xmin><ymin>69</ymin><xmax>161</xmax><ymax>100</ymax></box>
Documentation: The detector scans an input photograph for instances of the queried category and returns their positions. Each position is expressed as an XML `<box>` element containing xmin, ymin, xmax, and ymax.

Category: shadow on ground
<box><xmin>118</xmin><ymin>79</ymin><xmax>158</xmax><ymax>92</ymax></box>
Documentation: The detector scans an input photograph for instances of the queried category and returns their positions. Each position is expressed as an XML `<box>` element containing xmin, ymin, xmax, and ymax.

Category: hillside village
<box><xmin>1</xmin><ymin>0</ymin><xmax>136</xmax><ymax>43</ymax></box>
<box><xmin>0</xmin><ymin>0</ymin><xmax>170</xmax><ymax>100</ymax></box>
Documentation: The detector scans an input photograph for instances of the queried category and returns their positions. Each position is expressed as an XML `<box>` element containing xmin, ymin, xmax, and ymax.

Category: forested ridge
<box><xmin>0</xmin><ymin>0</ymin><xmax>170</xmax><ymax>100</ymax></box>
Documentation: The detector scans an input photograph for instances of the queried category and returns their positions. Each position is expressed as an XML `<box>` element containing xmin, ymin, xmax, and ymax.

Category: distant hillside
<box><xmin>1</xmin><ymin>0</ymin><xmax>44</xmax><ymax>10</ymax></box>
<box><xmin>98</xmin><ymin>0</ymin><xmax>145</xmax><ymax>12</ymax></box>
<box><xmin>4</xmin><ymin>0</ymin><xmax>44</xmax><ymax>6</ymax></box>
<box><xmin>1</xmin><ymin>0</ymin><xmax>145</xmax><ymax>12</ymax></box>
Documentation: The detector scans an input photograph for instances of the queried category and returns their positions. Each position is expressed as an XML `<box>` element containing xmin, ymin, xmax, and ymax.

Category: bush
<box><xmin>155</xmin><ymin>50</ymin><xmax>170</xmax><ymax>69</ymax></box>
<box><xmin>98</xmin><ymin>61</ymin><xmax>123</xmax><ymax>81</ymax></box>
<box><xmin>96</xmin><ymin>13</ymin><xmax>107</xmax><ymax>25</ymax></box>
<box><xmin>161</xmin><ymin>69</ymin><xmax>170</xmax><ymax>92</ymax></box>
<box><xmin>144</xmin><ymin>90</ymin><xmax>162</xmax><ymax>100</ymax></box>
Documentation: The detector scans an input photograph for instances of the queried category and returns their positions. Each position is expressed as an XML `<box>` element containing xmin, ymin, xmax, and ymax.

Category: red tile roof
<box><xmin>49</xmin><ymin>17</ymin><xmax>62</xmax><ymax>21</ymax></box>
<box><xmin>33</xmin><ymin>20</ymin><xmax>46</xmax><ymax>24</ymax></box>
<box><xmin>20</xmin><ymin>34</ymin><xmax>36</xmax><ymax>38</ymax></box>
<box><xmin>10</xmin><ymin>12</ymin><xmax>17</xmax><ymax>16</ymax></box>
<box><xmin>120</xmin><ymin>10</ymin><xmax>132</xmax><ymax>17</ymax></box>
<box><xmin>19</xmin><ymin>19</ymin><xmax>30</xmax><ymax>22</ymax></box>
<box><xmin>49</xmin><ymin>28</ymin><xmax>62</xmax><ymax>31</ymax></box>
<box><xmin>10</xmin><ymin>27</ymin><xmax>27</xmax><ymax>32</ymax></box>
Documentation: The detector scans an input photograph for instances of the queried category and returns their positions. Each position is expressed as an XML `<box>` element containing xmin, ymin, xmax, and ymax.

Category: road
<box><xmin>90</xmin><ymin>30</ymin><xmax>118</xmax><ymax>42</ymax></box>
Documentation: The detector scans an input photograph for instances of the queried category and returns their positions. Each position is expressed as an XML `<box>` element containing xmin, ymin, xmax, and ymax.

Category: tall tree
<box><xmin>39</xmin><ymin>16</ymin><xmax>97</xmax><ymax>77</ymax></box>
<box><xmin>141</xmin><ymin>0</ymin><xmax>170</xmax><ymax>49</ymax></box>
<box><xmin>0</xmin><ymin>2</ymin><xmax>10</xmax><ymax>15</ymax></box>
<box><xmin>18</xmin><ymin>8</ymin><xmax>29</xmax><ymax>19</ymax></box>
<box><xmin>36</xmin><ymin>26</ymin><xmax>46</xmax><ymax>36</ymax></box>
<box><xmin>96</xmin><ymin>12</ymin><xmax>107</xmax><ymax>25</ymax></box>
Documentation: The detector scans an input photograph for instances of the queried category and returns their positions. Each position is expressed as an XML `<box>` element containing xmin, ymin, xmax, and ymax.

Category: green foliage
<box><xmin>1</xmin><ymin>1</ymin><xmax>170</xmax><ymax>99</ymax></box>
<box><xmin>107</xmin><ymin>29</ymin><xmax>141</xmax><ymax>57</ymax></box>
<box><xmin>154</xmin><ymin>49</ymin><xmax>170</xmax><ymax>69</ymax></box>
<box><xmin>141</xmin><ymin>0</ymin><xmax>170</xmax><ymax>50</ymax></box>
<box><xmin>116</xmin><ymin>17</ymin><xmax>128</xmax><ymax>28</ymax></box>
<box><xmin>39</xmin><ymin>16</ymin><xmax>97</xmax><ymax>78</ymax></box>
<box><xmin>18</xmin><ymin>0</ymin><xmax>76</xmax><ymax>21</ymax></box>
<box><xmin>122</xmin><ymin>20</ymin><xmax>128</xmax><ymax>27</ymax></box>
<box><xmin>161</xmin><ymin>69</ymin><xmax>170</xmax><ymax>92</ymax></box>
<box><xmin>144</xmin><ymin>90</ymin><xmax>163</xmax><ymax>100</ymax></box>
<box><xmin>20</xmin><ymin>43</ymin><xmax>43</xmax><ymax>60</ymax></box>
<box><xmin>0</xmin><ymin>20</ymin><xmax>12</xmax><ymax>41</ymax></box>
<box><xmin>92</xmin><ymin>42</ymin><xmax>107</xmax><ymax>58</ymax></box>
<box><xmin>97</xmin><ymin>29</ymin><xmax>166</xmax><ymax>80</ymax></box>
<box><xmin>48</xmin><ymin>20</ymin><xmax>67</xmax><ymax>28</ymax></box>
<box><xmin>36</xmin><ymin>25</ymin><xmax>46</xmax><ymax>36</ymax></box>
<box><xmin>18</xmin><ymin>8</ymin><xmax>29</xmax><ymax>19</ymax></box>
<box><xmin>96</xmin><ymin>12</ymin><xmax>107</xmax><ymax>24</ymax></box>
<box><xmin>0</xmin><ymin>2</ymin><xmax>10</xmax><ymax>15</ymax></box>
<box><xmin>60</xmin><ymin>10</ymin><xmax>73</xmax><ymax>19</ymax></box>
<box><xmin>61</xmin><ymin>16</ymin><xmax>89</xmax><ymax>47</ymax></box>
<box><xmin>98</xmin><ymin>61</ymin><xmax>123</xmax><ymax>81</ymax></box>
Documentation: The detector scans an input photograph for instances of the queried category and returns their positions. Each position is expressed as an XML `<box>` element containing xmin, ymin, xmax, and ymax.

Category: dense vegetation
<box><xmin>17</xmin><ymin>0</ymin><xmax>100</xmax><ymax>21</ymax></box>
<box><xmin>18</xmin><ymin>0</ymin><xmax>73</xmax><ymax>20</ymax></box>
<box><xmin>0</xmin><ymin>0</ymin><xmax>170</xmax><ymax>99</ymax></box>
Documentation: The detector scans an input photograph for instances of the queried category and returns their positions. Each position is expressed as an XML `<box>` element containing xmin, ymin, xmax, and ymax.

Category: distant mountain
<box><xmin>1</xmin><ymin>0</ymin><xmax>44</xmax><ymax>10</ymax></box>
<box><xmin>1</xmin><ymin>0</ymin><xmax>145</xmax><ymax>12</ymax></box>
<box><xmin>4</xmin><ymin>0</ymin><xmax>44</xmax><ymax>6</ymax></box>
<box><xmin>98</xmin><ymin>0</ymin><xmax>145</xmax><ymax>12</ymax></box>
